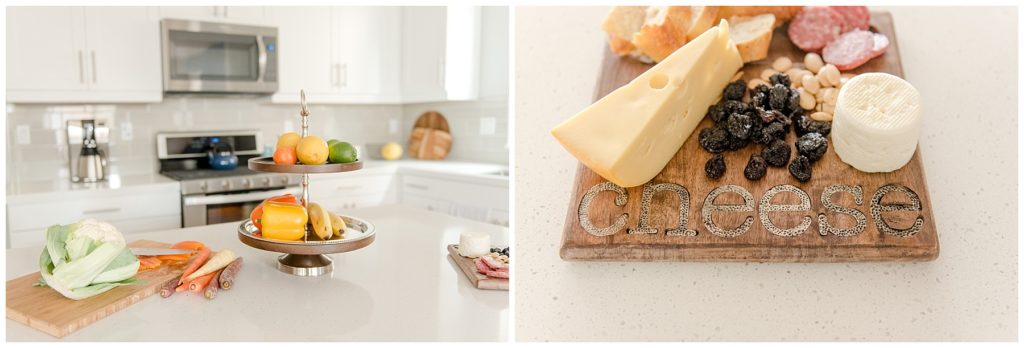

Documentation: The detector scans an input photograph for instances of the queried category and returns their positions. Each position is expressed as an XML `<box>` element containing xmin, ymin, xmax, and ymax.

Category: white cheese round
<box><xmin>458</xmin><ymin>232</ymin><xmax>491</xmax><ymax>258</ymax></box>
<box><xmin>832</xmin><ymin>73</ymin><xmax>922</xmax><ymax>173</ymax></box>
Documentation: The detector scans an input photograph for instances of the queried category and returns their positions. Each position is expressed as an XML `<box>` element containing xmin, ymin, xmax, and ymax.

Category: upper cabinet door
<box><xmin>270</xmin><ymin>7</ymin><xmax>335</xmax><ymax>102</ymax></box>
<box><xmin>332</xmin><ymin>7</ymin><xmax>401</xmax><ymax>98</ymax></box>
<box><xmin>221</xmin><ymin>7</ymin><xmax>265</xmax><ymax>23</ymax></box>
<box><xmin>82</xmin><ymin>7</ymin><xmax>162</xmax><ymax>95</ymax></box>
<box><xmin>400</xmin><ymin>7</ymin><xmax>447</xmax><ymax>103</ymax></box>
<box><xmin>158</xmin><ymin>6</ymin><xmax>219</xmax><ymax>21</ymax></box>
<box><xmin>6</xmin><ymin>7</ymin><xmax>87</xmax><ymax>93</ymax></box>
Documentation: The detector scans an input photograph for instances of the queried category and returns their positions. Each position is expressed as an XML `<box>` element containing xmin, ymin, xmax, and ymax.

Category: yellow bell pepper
<box><xmin>260</xmin><ymin>201</ymin><xmax>308</xmax><ymax>241</ymax></box>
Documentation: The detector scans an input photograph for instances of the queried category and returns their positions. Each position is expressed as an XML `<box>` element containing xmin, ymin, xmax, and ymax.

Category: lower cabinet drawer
<box><xmin>316</xmin><ymin>191</ymin><xmax>392</xmax><ymax>213</ymax></box>
<box><xmin>7</xmin><ymin>190</ymin><xmax>180</xmax><ymax>231</ymax></box>
<box><xmin>400</xmin><ymin>193</ymin><xmax>453</xmax><ymax>214</ymax></box>
<box><xmin>8</xmin><ymin>214</ymin><xmax>180</xmax><ymax>249</ymax></box>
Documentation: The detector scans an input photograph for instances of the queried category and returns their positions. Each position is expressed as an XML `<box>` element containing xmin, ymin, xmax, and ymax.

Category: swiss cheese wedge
<box><xmin>552</xmin><ymin>20</ymin><xmax>743</xmax><ymax>187</ymax></box>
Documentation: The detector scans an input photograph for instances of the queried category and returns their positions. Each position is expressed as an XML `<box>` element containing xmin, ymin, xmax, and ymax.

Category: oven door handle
<box><xmin>256</xmin><ymin>35</ymin><xmax>268</xmax><ymax>83</ymax></box>
<box><xmin>183</xmin><ymin>188</ymin><xmax>299</xmax><ymax>206</ymax></box>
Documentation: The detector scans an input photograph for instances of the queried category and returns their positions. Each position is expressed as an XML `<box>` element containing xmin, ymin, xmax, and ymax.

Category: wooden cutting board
<box><xmin>6</xmin><ymin>240</ymin><xmax>188</xmax><ymax>338</ymax></box>
<box><xmin>559</xmin><ymin>12</ymin><xmax>939</xmax><ymax>262</ymax></box>
<box><xmin>409</xmin><ymin>111</ymin><xmax>453</xmax><ymax>160</ymax></box>
<box><xmin>447</xmin><ymin>245</ymin><xmax>508</xmax><ymax>290</ymax></box>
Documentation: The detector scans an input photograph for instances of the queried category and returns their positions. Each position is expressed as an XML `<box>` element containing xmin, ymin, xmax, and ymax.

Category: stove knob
<box><xmin>200</xmin><ymin>182</ymin><xmax>208</xmax><ymax>192</ymax></box>
<box><xmin>221</xmin><ymin>180</ymin><xmax>229</xmax><ymax>189</ymax></box>
<box><xmin>241</xmin><ymin>178</ymin><xmax>251</xmax><ymax>188</ymax></box>
<box><xmin>280</xmin><ymin>176</ymin><xmax>289</xmax><ymax>185</ymax></box>
<box><xmin>262</xmin><ymin>177</ymin><xmax>271</xmax><ymax>187</ymax></box>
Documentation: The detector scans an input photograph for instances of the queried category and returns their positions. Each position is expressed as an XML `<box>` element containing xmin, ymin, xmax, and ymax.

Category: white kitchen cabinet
<box><xmin>271</xmin><ymin>7</ymin><xmax>336</xmax><ymax>99</ymax></box>
<box><xmin>272</xmin><ymin>7</ymin><xmax>402</xmax><ymax>104</ymax></box>
<box><xmin>399</xmin><ymin>174</ymin><xmax>508</xmax><ymax>226</ymax></box>
<box><xmin>400</xmin><ymin>7</ymin><xmax>447</xmax><ymax>103</ymax></box>
<box><xmin>6</xmin><ymin>7</ymin><xmax>162</xmax><ymax>103</ymax></box>
<box><xmin>308</xmin><ymin>173</ymin><xmax>398</xmax><ymax>213</ymax></box>
<box><xmin>158</xmin><ymin>6</ymin><xmax>265</xmax><ymax>24</ymax></box>
<box><xmin>6</xmin><ymin>185</ymin><xmax>181</xmax><ymax>249</ymax></box>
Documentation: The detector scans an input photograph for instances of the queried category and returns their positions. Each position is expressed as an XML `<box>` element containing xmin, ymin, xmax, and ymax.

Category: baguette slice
<box><xmin>717</xmin><ymin>6</ymin><xmax>802</xmax><ymax>27</ymax></box>
<box><xmin>729</xmin><ymin>14</ymin><xmax>776</xmax><ymax>63</ymax></box>
<box><xmin>631</xmin><ymin>6</ymin><xmax>693</xmax><ymax>62</ymax></box>
<box><xmin>601</xmin><ymin>6</ymin><xmax>647</xmax><ymax>59</ymax></box>
<box><xmin>685</xmin><ymin>6</ymin><xmax>719</xmax><ymax>40</ymax></box>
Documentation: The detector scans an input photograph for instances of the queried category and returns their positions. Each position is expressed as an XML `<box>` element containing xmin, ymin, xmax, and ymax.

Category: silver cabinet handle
<box><xmin>213</xmin><ymin>6</ymin><xmax>219</xmax><ymax>17</ymax></box>
<box><xmin>330</xmin><ymin>64</ymin><xmax>338</xmax><ymax>88</ymax></box>
<box><xmin>223</xmin><ymin>6</ymin><xmax>228</xmax><ymax>17</ymax></box>
<box><xmin>339</xmin><ymin>64</ymin><xmax>347</xmax><ymax>87</ymax></box>
<box><xmin>83</xmin><ymin>207</ymin><xmax>121</xmax><ymax>215</ymax></box>
<box><xmin>336</xmin><ymin>185</ymin><xmax>359</xmax><ymax>191</ymax></box>
<box><xmin>405</xmin><ymin>183</ymin><xmax>428</xmax><ymax>190</ymax></box>
<box><xmin>78</xmin><ymin>51</ymin><xmax>84</xmax><ymax>83</ymax></box>
<box><xmin>91</xmin><ymin>51</ymin><xmax>97</xmax><ymax>83</ymax></box>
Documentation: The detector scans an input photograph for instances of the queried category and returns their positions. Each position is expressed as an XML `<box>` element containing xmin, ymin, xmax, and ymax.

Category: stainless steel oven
<box><xmin>161</xmin><ymin>19</ymin><xmax>278</xmax><ymax>93</ymax></box>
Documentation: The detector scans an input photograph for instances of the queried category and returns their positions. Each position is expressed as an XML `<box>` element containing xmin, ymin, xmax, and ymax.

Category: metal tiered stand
<box><xmin>237</xmin><ymin>90</ymin><xmax>376</xmax><ymax>277</ymax></box>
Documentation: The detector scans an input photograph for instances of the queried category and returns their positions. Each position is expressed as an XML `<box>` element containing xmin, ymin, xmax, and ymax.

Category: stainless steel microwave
<box><xmin>160</xmin><ymin>19</ymin><xmax>278</xmax><ymax>93</ymax></box>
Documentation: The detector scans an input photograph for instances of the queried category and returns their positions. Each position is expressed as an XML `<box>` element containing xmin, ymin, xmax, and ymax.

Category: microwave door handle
<box><xmin>183</xmin><ymin>187</ymin><xmax>299</xmax><ymax>206</ymax></box>
<box><xmin>256</xmin><ymin>35</ymin><xmax>268</xmax><ymax>83</ymax></box>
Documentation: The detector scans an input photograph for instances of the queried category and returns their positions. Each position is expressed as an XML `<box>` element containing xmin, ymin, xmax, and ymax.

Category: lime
<box><xmin>327</xmin><ymin>139</ymin><xmax>340</xmax><ymax>147</ymax></box>
<box><xmin>328</xmin><ymin>142</ymin><xmax>358</xmax><ymax>163</ymax></box>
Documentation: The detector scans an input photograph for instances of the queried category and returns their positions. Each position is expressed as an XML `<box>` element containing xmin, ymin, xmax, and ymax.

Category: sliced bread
<box><xmin>631</xmin><ymin>6</ymin><xmax>693</xmax><ymax>62</ymax></box>
<box><xmin>601</xmin><ymin>6</ymin><xmax>647</xmax><ymax>59</ymax></box>
<box><xmin>729</xmin><ymin>14</ymin><xmax>776</xmax><ymax>63</ymax></box>
<box><xmin>685</xmin><ymin>6</ymin><xmax>719</xmax><ymax>41</ymax></box>
<box><xmin>717</xmin><ymin>6</ymin><xmax>802</xmax><ymax>27</ymax></box>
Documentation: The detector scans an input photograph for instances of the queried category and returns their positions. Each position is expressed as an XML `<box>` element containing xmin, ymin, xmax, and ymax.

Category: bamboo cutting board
<box><xmin>6</xmin><ymin>240</ymin><xmax>187</xmax><ymax>338</ymax></box>
<box><xmin>447</xmin><ymin>245</ymin><xmax>509</xmax><ymax>290</ymax></box>
<box><xmin>559</xmin><ymin>12</ymin><xmax>939</xmax><ymax>262</ymax></box>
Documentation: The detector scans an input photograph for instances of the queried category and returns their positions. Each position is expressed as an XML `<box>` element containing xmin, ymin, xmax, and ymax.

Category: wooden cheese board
<box><xmin>6</xmin><ymin>240</ymin><xmax>187</xmax><ymax>338</ymax></box>
<box><xmin>559</xmin><ymin>12</ymin><xmax>939</xmax><ymax>262</ymax></box>
<box><xmin>447</xmin><ymin>245</ymin><xmax>509</xmax><ymax>290</ymax></box>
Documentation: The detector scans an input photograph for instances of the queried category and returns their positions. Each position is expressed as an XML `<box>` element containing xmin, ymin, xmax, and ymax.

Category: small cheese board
<box><xmin>555</xmin><ymin>10</ymin><xmax>938</xmax><ymax>262</ymax></box>
<box><xmin>6</xmin><ymin>240</ymin><xmax>187</xmax><ymax>338</ymax></box>
<box><xmin>447</xmin><ymin>245</ymin><xmax>509</xmax><ymax>291</ymax></box>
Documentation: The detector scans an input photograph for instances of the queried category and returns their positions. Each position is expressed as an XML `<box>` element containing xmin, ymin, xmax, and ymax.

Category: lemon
<box><xmin>277</xmin><ymin>132</ymin><xmax>301</xmax><ymax>148</ymax></box>
<box><xmin>296</xmin><ymin>136</ymin><xmax>329</xmax><ymax>164</ymax></box>
<box><xmin>381</xmin><ymin>142</ymin><xmax>403</xmax><ymax>160</ymax></box>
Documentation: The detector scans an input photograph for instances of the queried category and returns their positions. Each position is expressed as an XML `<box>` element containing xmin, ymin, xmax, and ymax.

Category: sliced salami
<box><xmin>830</xmin><ymin>6</ymin><xmax>871</xmax><ymax>32</ymax></box>
<box><xmin>788</xmin><ymin>7</ymin><xmax>846</xmax><ymax>53</ymax></box>
<box><xmin>480</xmin><ymin>255</ymin><xmax>509</xmax><ymax>271</ymax></box>
<box><xmin>485</xmin><ymin>269</ymin><xmax>509</xmax><ymax>279</ymax></box>
<box><xmin>822</xmin><ymin>29</ymin><xmax>890</xmax><ymax>71</ymax></box>
<box><xmin>475</xmin><ymin>258</ymin><xmax>491</xmax><ymax>274</ymax></box>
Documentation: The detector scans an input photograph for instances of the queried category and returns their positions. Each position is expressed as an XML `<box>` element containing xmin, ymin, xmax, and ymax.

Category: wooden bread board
<box><xmin>559</xmin><ymin>12</ymin><xmax>939</xmax><ymax>262</ymax></box>
<box><xmin>6</xmin><ymin>240</ymin><xmax>187</xmax><ymax>338</ymax></box>
<box><xmin>447</xmin><ymin>245</ymin><xmax>509</xmax><ymax>290</ymax></box>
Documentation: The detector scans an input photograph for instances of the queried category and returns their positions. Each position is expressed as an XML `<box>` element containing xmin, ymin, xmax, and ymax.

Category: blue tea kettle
<box><xmin>207</xmin><ymin>138</ymin><xmax>238</xmax><ymax>170</ymax></box>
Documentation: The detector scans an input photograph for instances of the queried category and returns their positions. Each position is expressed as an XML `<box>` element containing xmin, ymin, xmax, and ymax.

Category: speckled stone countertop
<box><xmin>514</xmin><ymin>6</ymin><xmax>1016</xmax><ymax>341</ymax></box>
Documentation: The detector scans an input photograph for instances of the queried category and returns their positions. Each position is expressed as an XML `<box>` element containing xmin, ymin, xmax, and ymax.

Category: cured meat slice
<box><xmin>485</xmin><ymin>269</ymin><xmax>509</xmax><ymax>279</ymax></box>
<box><xmin>475</xmin><ymin>258</ymin><xmax>491</xmax><ymax>274</ymax></box>
<box><xmin>787</xmin><ymin>6</ymin><xmax>845</xmax><ymax>52</ymax></box>
<box><xmin>830</xmin><ymin>6</ymin><xmax>871</xmax><ymax>32</ymax></box>
<box><xmin>480</xmin><ymin>255</ymin><xmax>509</xmax><ymax>271</ymax></box>
<box><xmin>822</xmin><ymin>29</ymin><xmax>890</xmax><ymax>71</ymax></box>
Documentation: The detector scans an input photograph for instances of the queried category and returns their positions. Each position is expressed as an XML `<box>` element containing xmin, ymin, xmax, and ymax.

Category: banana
<box><xmin>328</xmin><ymin>211</ymin><xmax>347</xmax><ymax>238</ymax></box>
<box><xmin>307</xmin><ymin>202</ymin><xmax>333</xmax><ymax>240</ymax></box>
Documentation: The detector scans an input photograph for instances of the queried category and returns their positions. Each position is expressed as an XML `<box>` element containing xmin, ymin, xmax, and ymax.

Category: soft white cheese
<box><xmin>551</xmin><ymin>20</ymin><xmax>743</xmax><ymax>188</ymax></box>
<box><xmin>832</xmin><ymin>73</ymin><xmax>922</xmax><ymax>173</ymax></box>
<box><xmin>458</xmin><ymin>232</ymin><xmax>491</xmax><ymax>258</ymax></box>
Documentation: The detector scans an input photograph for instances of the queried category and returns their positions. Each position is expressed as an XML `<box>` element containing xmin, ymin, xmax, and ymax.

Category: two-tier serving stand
<box><xmin>237</xmin><ymin>90</ymin><xmax>376</xmax><ymax>277</ymax></box>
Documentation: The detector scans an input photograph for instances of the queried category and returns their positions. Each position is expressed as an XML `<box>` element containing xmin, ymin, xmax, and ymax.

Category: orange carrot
<box><xmin>188</xmin><ymin>271</ymin><xmax>218</xmax><ymax>292</ymax></box>
<box><xmin>171</xmin><ymin>241</ymin><xmax>206</xmax><ymax>251</ymax></box>
<box><xmin>156</xmin><ymin>254</ymin><xmax>190</xmax><ymax>261</ymax></box>
<box><xmin>178</xmin><ymin>247</ymin><xmax>211</xmax><ymax>285</ymax></box>
<box><xmin>138</xmin><ymin>256</ymin><xmax>162</xmax><ymax>272</ymax></box>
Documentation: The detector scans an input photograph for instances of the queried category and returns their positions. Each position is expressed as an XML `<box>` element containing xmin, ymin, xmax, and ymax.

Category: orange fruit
<box><xmin>273</xmin><ymin>146</ymin><xmax>297</xmax><ymax>165</ymax></box>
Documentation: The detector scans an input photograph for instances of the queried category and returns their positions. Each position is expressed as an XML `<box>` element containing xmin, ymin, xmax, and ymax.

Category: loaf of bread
<box><xmin>716</xmin><ymin>6</ymin><xmax>802</xmax><ymax>27</ymax></box>
<box><xmin>602</xmin><ymin>6</ymin><xmax>797</xmax><ymax>63</ymax></box>
<box><xmin>728</xmin><ymin>14</ymin><xmax>776</xmax><ymax>63</ymax></box>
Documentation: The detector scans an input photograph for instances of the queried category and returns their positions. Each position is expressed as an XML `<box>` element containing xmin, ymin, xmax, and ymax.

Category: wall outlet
<box><xmin>120</xmin><ymin>122</ymin><xmax>134</xmax><ymax>141</ymax></box>
<box><xmin>479</xmin><ymin>117</ymin><xmax>496</xmax><ymax>136</ymax></box>
<box><xmin>15</xmin><ymin>125</ymin><xmax>30</xmax><ymax>145</ymax></box>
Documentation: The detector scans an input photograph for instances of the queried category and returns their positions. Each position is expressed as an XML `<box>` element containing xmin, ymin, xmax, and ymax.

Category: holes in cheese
<box><xmin>551</xmin><ymin>20</ymin><xmax>744</xmax><ymax>187</ymax></box>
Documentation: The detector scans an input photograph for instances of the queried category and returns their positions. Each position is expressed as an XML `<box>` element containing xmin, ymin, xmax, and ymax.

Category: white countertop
<box><xmin>515</xmin><ymin>7</ymin><xmax>1016</xmax><ymax>341</ymax></box>
<box><xmin>6</xmin><ymin>205</ymin><xmax>509</xmax><ymax>341</ymax></box>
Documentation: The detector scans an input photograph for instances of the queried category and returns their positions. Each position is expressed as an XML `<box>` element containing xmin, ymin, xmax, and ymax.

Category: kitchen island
<box><xmin>6</xmin><ymin>205</ymin><xmax>509</xmax><ymax>341</ymax></box>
